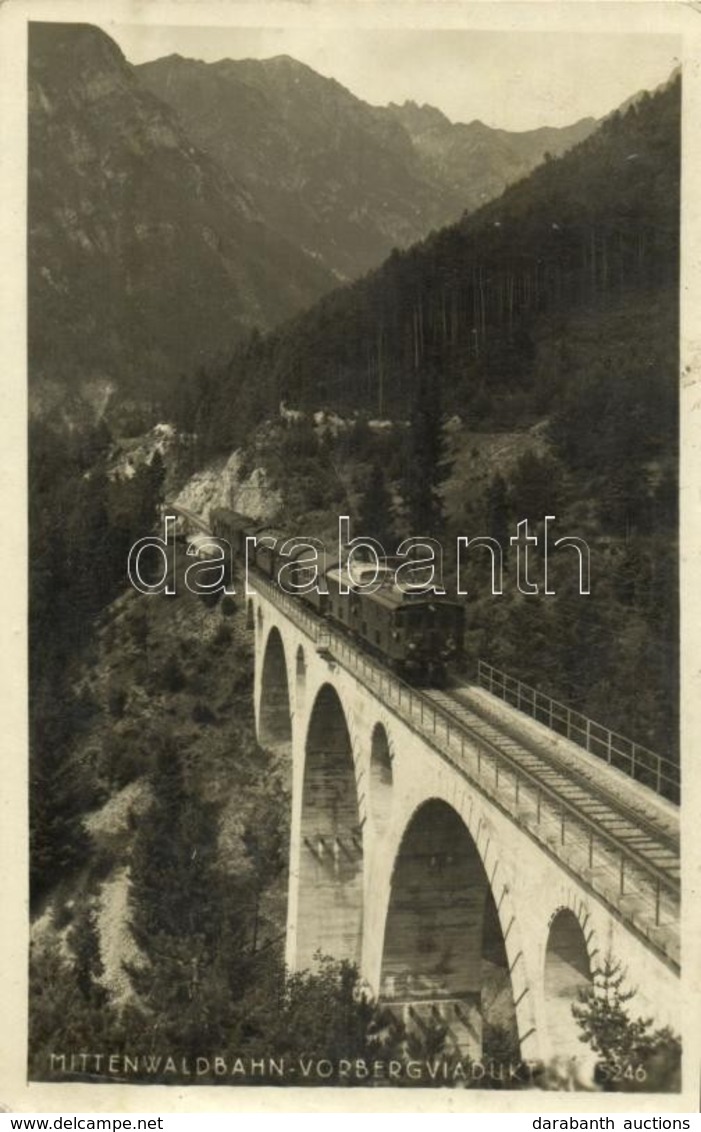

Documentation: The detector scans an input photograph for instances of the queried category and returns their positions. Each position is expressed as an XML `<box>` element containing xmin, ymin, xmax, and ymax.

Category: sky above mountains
<box><xmin>107</xmin><ymin>22</ymin><xmax>680</xmax><ymax>131</ymax></box>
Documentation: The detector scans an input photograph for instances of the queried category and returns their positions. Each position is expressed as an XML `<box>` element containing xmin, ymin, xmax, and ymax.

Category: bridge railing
<box><xmin>165</xmin><ymin>503</ymin><xmax>212</xmax><ymax>535</ymax></box>
<box><xmin>476</xmin><ymin>661</ymin><xmax>680</xmax><ymax>804</ymax></box>
<box><xmin>254</xmin><ymin>575</ymin><xmax>679</xmax><ymax>958</ymax></box>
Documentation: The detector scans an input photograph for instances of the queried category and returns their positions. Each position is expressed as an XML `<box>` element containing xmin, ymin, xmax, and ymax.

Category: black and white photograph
<box><xmin>2</xmin><ymin>0</ymin><xmax>699</xmax><ymax>1114</ymax></box>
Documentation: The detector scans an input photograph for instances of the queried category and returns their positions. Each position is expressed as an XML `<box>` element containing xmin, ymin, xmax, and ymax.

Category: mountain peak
<box><xmin>217</xmin><ymin>52</ymin><xmax>345</xmax><ymax>94</ymax></box>
<box><xmin>154</xmin><ymin>52</ymin><xmax>190</xmax><ymax>65</ymax></box>
<box><xmin>263</xmin><ymin>53</ymin><xmax>306</xmax><ymax>67</ymax></box>
<box><xmin>28</xmin><ymin>21</ymin><xmax>335</xmax><ymax>395</ymax></box>
<box><xmin>389</xmin><ymin>99</ymin><xmax>451</xmax><ymax>132</ymax></box>
<box><xmin>30</xmin><ymin>21</ymin><xmax>127</xmax><ymax>77</ymax></box>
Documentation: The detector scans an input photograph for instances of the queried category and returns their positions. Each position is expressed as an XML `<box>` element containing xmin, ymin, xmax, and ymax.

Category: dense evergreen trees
<box><xmin>29</xmin><ymin>418</ymin><xmax>166</xmax><ymax>902</ymax></box>
<box><xmin>356</xmin><ymin>460</ymin><xmax>396</xmax><ymax>546</ymax></box>
<box><xmin>401</xmin><ymin>370</ymin><xmax>451</xmax><ymax>537</ymax></box>
<box><xmin>173</xmin><ymin>78</ymin><xmax>679</xmax><ymax>456</ymax></box>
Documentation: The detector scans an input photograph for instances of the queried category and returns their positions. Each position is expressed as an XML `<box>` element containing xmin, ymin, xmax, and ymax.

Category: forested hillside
<box><xmin>30</xmin><ymin>22</ymin><xmax>597</xmax><ymax>407</ymax></box>
<box><xmin>176</xmin><ymin>78</ymin><xmax>679</xmax><ymax>760</ymax></box>
<box><xmin>188</xmin><ymin>76</ymin><xmax>678</xmax><ymax>442</ymax></box>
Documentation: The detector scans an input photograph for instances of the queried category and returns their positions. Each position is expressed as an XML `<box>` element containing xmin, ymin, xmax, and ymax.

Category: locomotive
<box><xmin>209</xmin><ymin>507</ymin><xmax>464</xmax><ymax>686</ymax></box>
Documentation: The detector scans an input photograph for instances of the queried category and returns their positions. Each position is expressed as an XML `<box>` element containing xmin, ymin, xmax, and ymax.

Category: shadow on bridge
<box><xmin>298</xmin><ymin>683</ymin><xmax>364</xmax><ymax>970</ymax></box>
<box><xmin>259</xmin><ymin>626</ymin><xmax>292</xmax><ymax>751</ymax></box>
<box><xmin>379</xmin><ymin>799</ymin><xmax>518</xmax><ymax>1059</ymax></box>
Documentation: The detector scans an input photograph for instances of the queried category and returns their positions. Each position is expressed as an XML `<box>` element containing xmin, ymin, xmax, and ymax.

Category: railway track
<box><xmin>166</xmin><ymin>502</ymin><xmax>212</xmax><ymax>534</ymax></box>
<box><xmin>424</xmin><ymin>686</ymin><xmax>680</xmax><ymax>886</ymax></box>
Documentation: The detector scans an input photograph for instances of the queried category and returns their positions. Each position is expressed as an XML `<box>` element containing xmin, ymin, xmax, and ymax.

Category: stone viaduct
<box><xmin>247</xmin><ymin>575</ymin><xmax>680</xmax><ymax>1071</ymax></box>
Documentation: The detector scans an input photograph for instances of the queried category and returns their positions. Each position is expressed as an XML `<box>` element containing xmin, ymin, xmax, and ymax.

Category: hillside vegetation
<box><xmin>186</xmin><ymin>77</ymin><xmax>678</xmax><ymax>439</ymax></box>
<box><xmin>168</xmin><ymin>79</ymin><xmax>679</xmax><ymax>762</ymax></box>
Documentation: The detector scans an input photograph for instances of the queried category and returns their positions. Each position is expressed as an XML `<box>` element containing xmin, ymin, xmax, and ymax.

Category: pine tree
<box><xmin>571</xmin><ymin>954</ymin><xmax>680</xmax><ymax>1089</ymax></box>
<box><xmin>572</xmin><ymin>955</ymin><xmax>653</xmax><ymax>1068</ymax></box>
<box><xmin>356</xmin><ymin>460</ymin><xmax>396</xmax><ymax>547</ymax></box>
<box><xmin>486</xmin><ymin>474</ymin><xmax>510</xmax><ymax>551</ymax></box>
<box><xmin>242</xmin><ymin>775</ymin><xmax>288</xmax><ymax>953</ymax></box>
<box><xmin>128</xmin><ymin>737</ymin><xmax>224</xmax><ymax>945</ymax></box>
<box><xmin>402</xmin><ymin>369</ymin><xmax>451</xmax><ymax>538</ymax></box>
<box><xmin>124</xmin><ymin>735</ymin><xmax>255</xmax><ymax>1056</ymax></box>
<box><xmin>67</xmin><ymin>903</ymin><xmax>107</xmax><ymax>1006</ymax></box>
<box><xmin>28</xmin><ymin>939</ymin><xmax>119</xmax><ymax>1077</ymax></box>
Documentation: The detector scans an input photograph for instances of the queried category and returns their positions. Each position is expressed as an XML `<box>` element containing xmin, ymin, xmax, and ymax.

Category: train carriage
<box><xmin>323</xmin><ymin>558</ymin><xmax>464</xmax><ymax>685</ymax></box>
<box><xmin>209</xmin><ymin>508</ymin><xmax>257</xmax><ymax>557</ymax></box>
<box><xmin>208</xmin><ymin>508</ymin><xmax>464</xmax><ymax>687</ymax></box>
<box><xmin>296</xmin><ymin>549</ymin><xmax>342</xmax><ymax>614</ymax></box>
<box><xmin>248</xmin><ymin>525</ymin><xmax>292</xmax><ymax>579</ymax></box>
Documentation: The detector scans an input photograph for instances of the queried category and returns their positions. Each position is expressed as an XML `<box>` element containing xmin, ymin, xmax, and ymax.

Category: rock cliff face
<box><xmin>173</xmin><ymin>450</ymin><xmax>281</xmax><ymax>523</ymax></box>
<box><xmin>28</xmin><ymin>24</ymin><xmax>334</xmax><ymax>399</ymax></box>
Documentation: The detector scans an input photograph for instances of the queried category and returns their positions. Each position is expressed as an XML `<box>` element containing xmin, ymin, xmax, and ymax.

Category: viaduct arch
<box><xmin>543</xmin><ymin>906</ymin><xmax>594</xmax><ymax>1056</ymax></box>
<box><xmin>297</xmin><ymin>683</ymin><xmax>364</xmax><ymax>969</ymax></box>
<box><xmin>259</xmin><ymin>625</ymin><xmax>292</xmax><ymax>750</ymax></box>
<box><xmin>379</xmin><ymin>798</ymin><xmax>519</xmax><ymax>1057</ymax></box>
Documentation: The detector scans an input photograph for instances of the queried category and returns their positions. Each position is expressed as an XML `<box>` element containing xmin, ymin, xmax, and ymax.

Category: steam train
<box><xmin>209</xmin><ymin>507</ymin><xmax>464</xmax><ymax>686</ymax></box>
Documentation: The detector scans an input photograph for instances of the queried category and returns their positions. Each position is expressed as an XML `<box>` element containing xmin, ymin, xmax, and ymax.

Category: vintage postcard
<box><xmin>1</xmin><ymin>0</ymin><xmax>700</xmax><ymax>1115</ymax></box>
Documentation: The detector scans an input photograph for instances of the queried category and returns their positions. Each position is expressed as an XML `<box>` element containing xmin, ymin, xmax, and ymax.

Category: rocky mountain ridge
<box><xmin>29</xmin><ymin>21</ymin><xmax>659</xmax><ymax>412</ymax></box>
<box><xmin>137</xmin><ymin>51</ymin><xmax>600</xmax><ymax>282</ymax></box>
<box><xmin>135</xmin><ymin>52</ymin><xmax>462</xmax><ymax>283</ymax></box>
<box><xmin>384</xmin><ymin>99</ymin><xmax>597</xmax><ymax>210</ymax></box>
<box><xmin>29</xmin><ymin>23</ymin><xmax>335</xmax><ymax>401</ymax></box>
